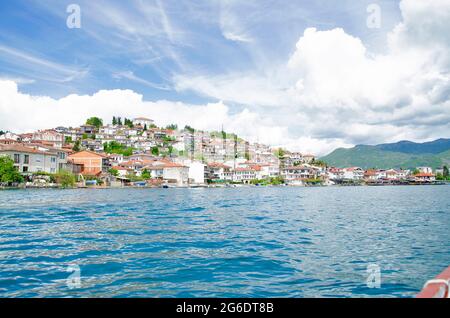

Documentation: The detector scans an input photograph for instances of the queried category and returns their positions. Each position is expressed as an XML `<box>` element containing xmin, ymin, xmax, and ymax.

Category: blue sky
<box><xmin>1</xmin><ymin>1</ymin><xmax>449</xmax><ymax>155</ymax></box>
<box><xmin>0</xmin><ymin>0</ymin><xmax>401</xmax><ymax>100</ymax></box>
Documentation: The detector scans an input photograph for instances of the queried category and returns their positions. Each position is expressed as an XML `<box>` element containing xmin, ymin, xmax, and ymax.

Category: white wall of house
<box><xmin>163</xmin><ymin>167</ymin><xmax>189</xmax><ymax>186</ymax></box>
<box><xmin>1</xmin><ymin>151</ymin><xmax>58</xmax><ymax>174</ymax></box>
<box><xmin>418</xmin><ymin>167</ymin><xmax>433</xmax><ymax>174</ymax></box>
<box><xmin>186</xmin><ymin>161</ymin><xmax>205</xmax><ymax>184</ymax></box>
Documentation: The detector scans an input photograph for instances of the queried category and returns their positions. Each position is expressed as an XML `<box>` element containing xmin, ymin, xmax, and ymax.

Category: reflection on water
<box><xmin>0</xmin><ymin>186</ymin><xmax>449</xmax><ymax>298</ymax></box>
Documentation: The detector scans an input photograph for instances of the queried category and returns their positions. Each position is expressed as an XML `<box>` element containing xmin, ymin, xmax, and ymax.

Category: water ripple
<box><xmin>0</xmin><ymin>186</ymin><xmax>449</xmax><ymax>298</ymax></box>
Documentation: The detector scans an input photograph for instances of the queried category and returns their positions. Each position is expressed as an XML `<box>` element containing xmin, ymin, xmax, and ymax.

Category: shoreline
<box><xmin>1</xmin><ymin>182</ymin><xmax>449</xmax><ymax>191</ymax></box>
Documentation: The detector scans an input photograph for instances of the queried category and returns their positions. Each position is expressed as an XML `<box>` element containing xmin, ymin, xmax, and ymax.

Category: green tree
<box><xmin>72</xmin><ymin>140</ymin><xmax>81</xmax><ymax>152</ymax></box>
<box><xmin>109</xmin><ymin>168</ymin><xmax>119</xmax><ymax>177</ymax></box>
<box><xmin>65</xmin><ymin>136</ymin><xmax>73</xmax><ymax>143</ymax></box>
<box><xmin>0</xmin><ymin>156</ymin><xmax>24</xmax><ymax>184</ymax></box>
<box><xmin>86</xmin><ymin>117</ymin><xmax>103</xmax><ymax>128</ymax></box>
<box><xmin>141</xmin><ymin>169</ymin><xmax>151</xmax><ymax>180</ymax></box>
<box><xmin>151</xmin><ymin>146</ymin><xmax>160</xmax><ymax>156</ymax></box>
<box><xmin>117</xmin><ymin>117</ymin><xmax>123</xmax><ymax>126</ymax></box>
<box><xmin>143</xmin><ymin>124</ymin><xmax>147</xmax><ymax>131</ymax></box>
<box><xmin>166</xmin><ymin>124</ymin><xmax>178</xmax><ymax>131</ymax></box>
<box><xmin>104</xmin><ymin>141</ymin><xmax>133</xmax><ymax>156</ymax></box>
<box><xmin>276</xmin><ymin>148</ymin><xmax>286</xmax><ymax>159</ymax></box>
<box><xmin>54</xmin><ymin>170</ymin><xmax>76</xmax><ymax>188</ymax></box>
<box><xmin>443</xmin><ymin>166</ymin><xmax>449</xmax><ymax>178</ymax></box>
<box><xmin>124</xmin><ymin>118</ymin><xmax>134</xmax><ymax>128</ymax></box>
<box><xmin>112</xmin><ymin>116</ymin><xmax>117</xmax><ymax>125</ymax></box>
<box><xmin>0</xmin><ymin>130</ymin><xmax>5</xmax><ymax>136</ymax></box>
<box><xmin>312</xmin><ymin>159</ymin><xmax>328</xmax><ymax>168</ymax></box>
<box><xmin>184</xmin><ymin>125</ymin><xmax>195</xmax><ymax>134</ymax></box>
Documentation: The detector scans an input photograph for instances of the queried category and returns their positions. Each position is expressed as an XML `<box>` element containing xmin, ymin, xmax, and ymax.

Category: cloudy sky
<box><xmin>0</xmin><ymin>0</ymin><xmax>449</xmax><ymax>156</ymax></box>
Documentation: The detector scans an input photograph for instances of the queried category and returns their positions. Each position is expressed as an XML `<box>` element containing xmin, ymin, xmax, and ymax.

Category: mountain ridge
<box><xmin>321</xmin><ymin>138</ymin><xmax>450</xmax><ymax>169</ymax></box>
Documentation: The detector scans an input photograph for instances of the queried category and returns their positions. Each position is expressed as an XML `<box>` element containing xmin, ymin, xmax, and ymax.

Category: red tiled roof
<box><xmin>415</xmin><ymin>173</ymin><xmax>435</xmax><ymax>177</ymax></box>
<box><xmin>0</xmin><ymin>144</ymin><xmax>57</xmax><ymax>155</ymax></box>
<box><xmin>68</xmin><ymin>150</ymin><xmax>107</xmax><ymax>158</ymax></box>
<box><xmin>208</xmin><ymin>162</ymin><xmax>231</xmax><ymax>169</ymax></box>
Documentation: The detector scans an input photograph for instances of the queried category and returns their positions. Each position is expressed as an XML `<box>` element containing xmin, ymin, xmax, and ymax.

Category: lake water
<box><xmin>0</xmin><ymin>186</ymin><xmax>449</xmax><ymax>298</ymax></box>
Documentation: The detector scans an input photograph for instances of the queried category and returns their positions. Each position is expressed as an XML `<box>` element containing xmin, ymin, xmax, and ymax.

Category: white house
<box><xmin>282</xmin><ymin>165</ymin><xmax>317</xmax><ymax>183</ymax></box>
<box><xmin>0</xmin><ymin>144</ymin><xmax>58</xmax><ymax>174</ymax></box>
<box><xmin>0</xmin><ymin>132</ymin><xmax>21</xmax><ymax>141</ymax></box>
<box><xmin>233</xmin><ymin>167</ymin><xmax>257</xmax><ymax>183</ymax></box>
<box><xmin>417</xmin><ymin>167</ymin><xmax>433</xmax><ymax>174</ymax></box>
<box><xmin>343</xmin><ymin>167</ymin><xmax>365</xmax><ymax>180</ymax></box>
<box><xmin>176</xmin><ymin>159</ymin><xmax>206</xmax><ymax>185</ymax></box>
<box><xmin>133</xmin><ymin>117</ymin><xmax>154</xmax><ymax>128</ymax></box>
<box><xmin>414</xmin><ymin>173</ymin><xmax>436</xmax><ymax>183</ymax></box>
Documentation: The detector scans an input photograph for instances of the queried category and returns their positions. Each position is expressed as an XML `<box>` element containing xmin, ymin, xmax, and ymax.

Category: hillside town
<box><xmin>0</xmin><ymin>116</ymin><xmax>448</xmax><ymax>188</ymax></box>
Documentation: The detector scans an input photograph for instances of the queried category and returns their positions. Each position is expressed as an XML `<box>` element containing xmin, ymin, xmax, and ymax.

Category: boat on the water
<box><xmin>417</xmin><ymin>266</ymin><xmax>450</xmax><ymax>298</ymax></box>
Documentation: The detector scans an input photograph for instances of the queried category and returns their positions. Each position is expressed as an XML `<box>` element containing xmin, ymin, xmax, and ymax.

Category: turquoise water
<box><xmin>0</xmin><ymin>186</ymin><xmax>449</xmax><ymax>298</ymax></box>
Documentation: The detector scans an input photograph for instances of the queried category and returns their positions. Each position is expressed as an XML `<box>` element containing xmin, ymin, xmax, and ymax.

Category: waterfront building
<box><xmin>26</xmin><ymin>144</ymin><xmax>70</xmax><ymax>172</ymax></box>
<box><xmin>417</xmin><ymin>167</ymin><xmax>433</xmax><ymax>174</ymax></box>
<box><xmin>145</xmin><ymin>161</ymin><xmax>189</xmax><ymax>186</ymax></box>
<box><xmin>233</xmin><ymin>167</ymin><xmax>257</xmax><ymax>184</ymax></box>
<box><xmin>414</xmin><ymin>173</ymin><xmax>436</xmax><ymax>183</ymax></box>
<box><xmin>342</xmin><ymin>167</ymin><xmax>365</xmax><ymax>181</ymax></box>
<box><xmin>0</xmin><ymin>144</ymin><xmax>58</xmax><ymax>174</ymax></box>
<box><xmin>111</xmin><ymin>166</ymin><xmax>129</xmax><ymax>177</ymax></box>
<box><xmin>206</xmin><ymin>163</ymin><xmax>233</xmax><ymax>182</ymax></box>
<box><xmin>68</xmin><ymin>150</ymin><xmax>109</xmax><ymax>176</ymax></box>
<box><xmin>327</xmin><ymin>167</ymin><xmax>344</xmax><ymax>181</ymax></box>
<box><xmin>282</xmin><ymin>165</ymin><xmax>318</xmax><ymax>184</ymax></box>
<box><xmin>176</xmin><ymin>159</ymin><xmax>206</xmax><ymax>185</ymax></box>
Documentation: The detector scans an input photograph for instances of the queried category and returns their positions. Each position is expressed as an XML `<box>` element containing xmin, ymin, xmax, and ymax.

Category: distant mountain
<box><xmin>321</xmin><ymin>139</ymin><xmax>450</xmax><ymax>169</ymax></box>
<box><xmin>377</xmin><ymin>138</ymin><xmax>450</xmax><ymax>154</ymax></box>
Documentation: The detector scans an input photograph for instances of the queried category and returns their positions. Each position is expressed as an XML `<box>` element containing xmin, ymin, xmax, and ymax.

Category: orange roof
<box><xmin>0</xmin><ymin>144</ymin><xmax>57</xmax><ymax>155</ymax></box>
<box><xmin>364</xmin><ymin>170</ymin><xmax>377</xmax><ymax>176</ymax></box>
<box><xmin>208</xmin><ymin>162</ymin><xmax>231</xmax><ymax>169</ymax></box>
<box><xmin>68</xmin><ymin>150</ymin><xmax>107</xmax><ymax>158</ymax></box>
<box><xmin>415</xmin><ymin>173</ymin><xmax>435</xmax><ymax>177</ymax></box>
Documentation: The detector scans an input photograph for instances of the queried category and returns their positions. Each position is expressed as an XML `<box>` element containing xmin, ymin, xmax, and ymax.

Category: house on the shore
<box><xmin>145</xmin><ymin>161</ymin><xmax>189</xmax><ymax>186</ymax></box>
<box><xmin>414</xmin><ymin>173</ymin><xmax>436</xmax><ymax>183</ymax></box>
<box><xmin>343</xmin><ymin>167</ymin><xmax>365</xmax><ymax>181</ymax></box>
<box><xmin>282</xmin><ymin>165</ymin><xmax>318</xmax><ymax>184</ymax></box>
<box><xmin>206</xmin><ymin>163</ymin><xmax>233</xmax><ymax>183</ymax></box>
<box><xmin>68</xmin><ymin>150</ymin><xmax>109</xmax><ymax>176</ymax></box>
<box><xmin>0</xmin><ymin>144</ymin><xmax>58</xmax><ymax>174</ymax></box>
<box><xmin>111</xmin><ymin>166</ymin><xmax>129</xmax><ymax>177</ymax></box>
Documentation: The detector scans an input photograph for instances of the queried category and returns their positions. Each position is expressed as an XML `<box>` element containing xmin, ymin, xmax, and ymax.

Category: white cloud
<box><xmin>174</xmin><ymin>0</ymin><xmax>450</xmax><ymax>155</ymax></box>
<box><xmin>0</xmin><ymin>80</ymin><xmax>306</xmax><ymax>152</ymax></box>
<box><xmin>2</xmin><ymin>0</ymin><xmax>450</xmax><ymax>157</ymax></box>
<box><xmin>219</xmin><ymin>0</ymin><xmax>254</xmax><ymax>43</ymax></box>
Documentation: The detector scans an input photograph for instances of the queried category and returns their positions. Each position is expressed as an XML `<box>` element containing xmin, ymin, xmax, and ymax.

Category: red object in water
<box><xmin>416</xmin><ymin>266</ymin><xmax>450</xmax><ymax>298</ymax></box>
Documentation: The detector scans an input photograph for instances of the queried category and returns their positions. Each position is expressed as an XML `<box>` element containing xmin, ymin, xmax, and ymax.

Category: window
<box><xmin>24</xmin><ymin>155</ymin><xmax>30</xmax><ymax>164</ymax></box>
<box><xmin>23</xmin><ymin>166</ymin><xmax>28</xmax><ymax>173</ymax></box>
<box><xmin>14</xmin><ymin>154</ymin><xmax>20</xmax><ymax>164</ymax></box>
<box><xmin>51</xmin><ymin>157</ymin><xmax>56</xmax><ymax>163</ymax></box>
